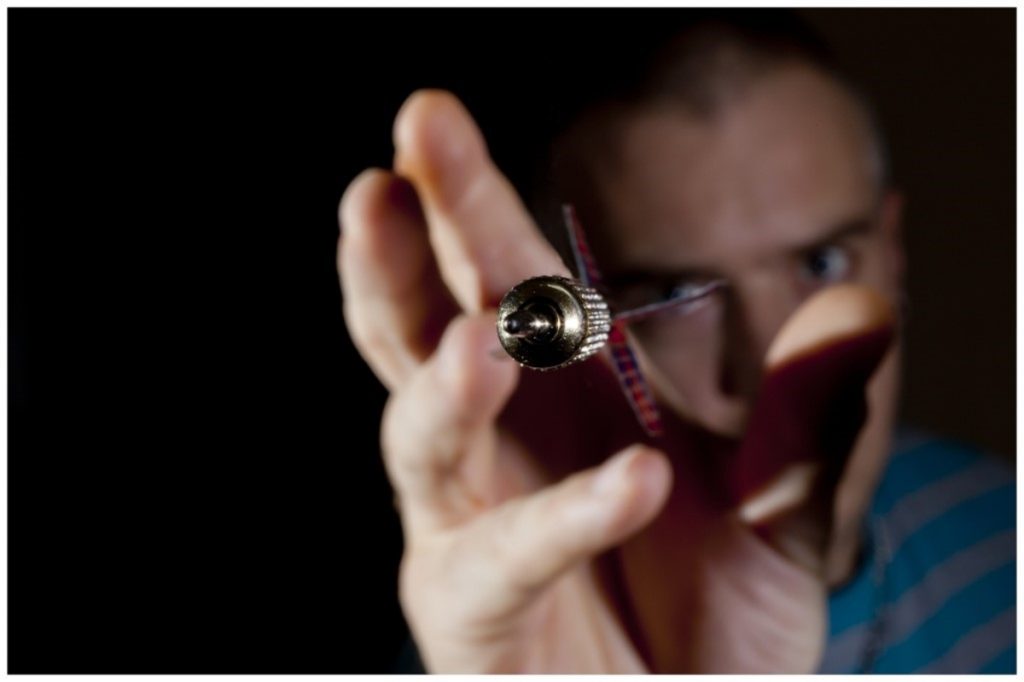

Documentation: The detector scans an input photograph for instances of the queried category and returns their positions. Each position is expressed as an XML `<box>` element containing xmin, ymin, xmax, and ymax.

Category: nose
<box><xmin>719</xmin><ymin>280</ymin><xmax>800</xmax><ymax>403</ymax></box>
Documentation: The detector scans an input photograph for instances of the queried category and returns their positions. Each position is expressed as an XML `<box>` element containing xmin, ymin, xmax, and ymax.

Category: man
<box><xmin>337</xmin><ymin>15</ymin><xmax>1014</xmax><ymax>673</ymax></box>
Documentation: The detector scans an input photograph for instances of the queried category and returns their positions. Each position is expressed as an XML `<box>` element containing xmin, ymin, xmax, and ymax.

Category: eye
<box><xmin>664</xmin><ymin>279</ymin><xmax>713</xmax><ymax>302</ymax></box>
<box><xmin>800</xmin><ymin>245</ymin><xmax>851</xmax><ymax>284</ymax></box>
<box><xmin>609</xmin><ymin>276</ymin><xmax>722</xmax><ymax>320</ymax></box>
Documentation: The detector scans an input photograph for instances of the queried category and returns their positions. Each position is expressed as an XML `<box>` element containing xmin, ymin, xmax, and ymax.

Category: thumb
<box><xmin>729</xmin><ymin>284</ymin><xmax>896</xmax><ymax>571</ymax></box>
<box><xmin>462</xmin><ymin>445</ymin><xmax>672</xmax><ymax>622</ymax></box>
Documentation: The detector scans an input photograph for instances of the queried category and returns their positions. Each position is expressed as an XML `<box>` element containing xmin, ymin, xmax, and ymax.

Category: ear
<box><xmin>877</xmin><ymin>189</ymin><xmax>906</xmax><ymax>290</ymax></box>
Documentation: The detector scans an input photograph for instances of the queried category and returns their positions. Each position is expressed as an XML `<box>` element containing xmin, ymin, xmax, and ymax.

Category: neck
<box><xmin>825</xmin><ymin>518</ymin><xmax>866</xmax><ymax>587</ymax></box>
<box><xmin>825</xmin><ymin>345</ymin><xmax>900</xmax><ymax>588</ymax></box>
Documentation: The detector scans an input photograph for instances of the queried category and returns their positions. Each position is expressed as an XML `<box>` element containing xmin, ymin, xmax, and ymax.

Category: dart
<box><xmin>496</xmin><ymin>205</ymin><xmax>723</xmax><ymax>437</ymax></box>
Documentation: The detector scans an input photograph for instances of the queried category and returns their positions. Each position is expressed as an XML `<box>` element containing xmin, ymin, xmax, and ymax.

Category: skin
<box><xmin>337</xmin><ymin>60</ymin><xmax>904</xmax><ymax>673</ymax></box>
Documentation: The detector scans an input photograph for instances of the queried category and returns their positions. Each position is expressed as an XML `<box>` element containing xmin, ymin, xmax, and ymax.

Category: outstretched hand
<box><xmin>338</xmin><ymin>90</ymin><xmax>895</xmax><ymax>672</ymax></box>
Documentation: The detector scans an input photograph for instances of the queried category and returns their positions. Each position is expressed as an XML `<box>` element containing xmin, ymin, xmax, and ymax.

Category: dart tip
<box><xmin>502</xmin><ymin>307</ymin><xmax>556</xmax><ymax>340</ymax></box>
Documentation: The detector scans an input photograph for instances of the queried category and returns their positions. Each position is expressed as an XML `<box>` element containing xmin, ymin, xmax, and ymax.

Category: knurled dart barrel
<box><xmin>496</xmin><ymin>275</ymin><xmax>611</xmax><ymax>370</ymax></box>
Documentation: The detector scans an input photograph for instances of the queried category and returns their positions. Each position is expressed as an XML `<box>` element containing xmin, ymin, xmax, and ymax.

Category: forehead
<box><xmin>583</xmin><ymin>65</ymin><xmax>880</xmax><ymax>270</ymax></box>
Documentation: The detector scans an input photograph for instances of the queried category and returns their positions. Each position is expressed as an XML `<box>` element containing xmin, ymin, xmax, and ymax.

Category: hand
<box><xmin>337</xmin><ymin>90</ymin><xmax>895</xmax><ymax>672</ymax></box>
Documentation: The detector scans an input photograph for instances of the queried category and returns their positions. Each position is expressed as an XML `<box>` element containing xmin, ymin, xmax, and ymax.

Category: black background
<box><xmin>9</xmin><ymin>8</ymin><xmax>1014</xmax><ymax>673</ymax></box>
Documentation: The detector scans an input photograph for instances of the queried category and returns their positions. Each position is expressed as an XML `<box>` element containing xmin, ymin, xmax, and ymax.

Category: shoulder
<box><xmin>872</xmin><ymin>427</ymin><xmax>1015</xmax><ymax>673</ymax></box>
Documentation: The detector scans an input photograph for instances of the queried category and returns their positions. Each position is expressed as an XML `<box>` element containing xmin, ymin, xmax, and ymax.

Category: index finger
<box><xmin>393</xmin><ymin>90</ymin><xmax>569</xmax><ymax>312</ymax></box>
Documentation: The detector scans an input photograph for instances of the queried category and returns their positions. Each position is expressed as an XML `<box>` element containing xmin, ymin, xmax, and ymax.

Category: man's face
<box><xmin>568</xmin><ymin>63</ymin><xmax>904</xmax><ymax>566</ymax></box>
<box><xmin>574</xmin><ymin>63</ymin><xmax>904</xmax><ymax>440</ymax></box>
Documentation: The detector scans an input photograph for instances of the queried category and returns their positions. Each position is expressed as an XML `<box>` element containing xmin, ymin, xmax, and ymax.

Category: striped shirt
<box><xmin>819</xmin><ymin>428</ymin><xmax>1016</xmax><ymax>673</ymax></box>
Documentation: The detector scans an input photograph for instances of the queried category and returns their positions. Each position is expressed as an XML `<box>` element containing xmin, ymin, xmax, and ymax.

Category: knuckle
<box><xmin>397</xmin><ymin>552</ymin><xmax>422</xmax><ymax>613</ymax></box>
<box><xmin>397</xmin><ymin>553</ymin><xmax>437</xmax><ymax>636</ymax></box>
<box><xmin>345</xmin><ymin>309</ymin><xmax>384</xmax><ymax>356</ymax></box>
<box><xmin>344</xmin><ymin>311</ymin><xmax>397</xmax><ymax>379</ymax></box>
<box><xmin>335</xmin><ymin>235</ymin><xmax>346</xmax><ymax>281</ymax></box>
<box><xmin>380</xmin><ymin>374</ymin><xmax>451</xmax><ymax>481</ymax></box>
<box><xmin>380</xmin><ymin>392</ymin><xmax>411</xmax><ymax>474</ymax></box>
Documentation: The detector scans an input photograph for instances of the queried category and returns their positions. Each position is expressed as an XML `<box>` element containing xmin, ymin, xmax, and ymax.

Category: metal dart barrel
<box><xmin>496</xmin><ymin>275</ymin><xmax>611</xmax><ymax>370</ymax></box>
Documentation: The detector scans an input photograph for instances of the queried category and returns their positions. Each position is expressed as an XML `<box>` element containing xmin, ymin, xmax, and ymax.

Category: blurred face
<box><xmin>573</xmin><ymin>63</ymin><xmax>902</xmax><ymax>437</ymax></box>
<box><xmin>567</xmin><ymin>63</ymin><xmax>905</xmax><ymax>565</ymax></box>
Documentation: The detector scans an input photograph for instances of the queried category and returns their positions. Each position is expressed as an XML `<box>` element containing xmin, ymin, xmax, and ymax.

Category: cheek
<box><xmin>630</xmin><ymin>300</ymin><xmax>723</xmax><ymax>401</ymax></box>
<box><xmin>851</xmin><ymin>241</ymin><xmax>901</xmax><ymax>300</ymax></box>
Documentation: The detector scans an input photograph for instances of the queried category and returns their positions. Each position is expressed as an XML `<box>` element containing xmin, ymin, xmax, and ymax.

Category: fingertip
<box><xmin>633</xmin><ymin>446</ymin><xmax>674</xmax><ymax>509</ymax></box>
<box><xmin>765</xmin><ymin>284</ymin><xmax>895</xmax><ymax>370</ymax></box>
<box><xmin>392</xmin><ymin>89</ymin><xmax>484</xmax><ymax>198</ymax></box>
<box><xmin>393</xmin><ymin>89</ymin><xmax>467</xmax><ymax>153</ymax></box>
<box><xmin>339</xmin><ymin>167</ymin><xmax>391</xmax><ymax>237</ymax></box>
<box><xmin>338</xmin><ymin>169</ymin><xmax>430</xmax><ymax>273</ymax></box>
<box><xmin>626</xmin><ymin>447</ymin><xmax>674</xmax><ymax>525</ymax></box>
<box><xmin>591</xmin><ymin>445</ymin><xmax>673</xmax><ymax>537</ymax></box>
<box><xmin>436</xmin><ymin>314</ymin><xmax>520</xmax><ymax>420</ymax></box>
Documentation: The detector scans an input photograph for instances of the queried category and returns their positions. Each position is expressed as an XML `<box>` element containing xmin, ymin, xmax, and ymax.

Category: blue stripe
<box><xmin>825</xmin><ymin>435</ymin><xmax>1016</xmax><ymax>673</ymax></box>
<box><xmin>978</xmin><ymin>644</ymin><xmax>1016</xmax><ymax>674</ymax></box>
<box><xmin>886</xmin><ymin>483</ymin><xmax>1014</xmax><ymax>601</ymax></box>
<box><xmin>828</xmin><ymin>466</ymin><xmax>1012</xmax><ymax>638</ymax></box>
<box><xmin>828</xmin><ymin>577</ymin><xmax>876</xmax><ymax>638</ymax></box>
<box><xmin>823</xmin><ymin>530</ymin><xmax>1014</xmax><ymax>672</ymax></box>
<box><xmin>876</xmin><ymin>562</ymin><xmax>1016</xmax><ymax>672</ymax></box>
<box><xmin>883</xmin><ymin>462</ymin><xmax>1010</xmax><ymax>555</ymax></box>
<box><xmin>828</xmin><ymin>579</ymin><xmax>876</xmax><ymax>637</ymax></box>
<box><xmin>827</xmin><ymin>522</ymin><xmax>879</xmax><ymax>636</ymax></box>
<box><xmin>874</xmin><ymin>440</ymin><xmax>987</xmax><ymax>516</ymax></box>
<box><xmin>916</xmin><ymin>607</ymin><xmax>1016</xmax><ymax>673</ymax></box>
<box><xmin>887</xmin><ymin>530</ymin><xmax>1014</xmax><ymax>641</ymax></box>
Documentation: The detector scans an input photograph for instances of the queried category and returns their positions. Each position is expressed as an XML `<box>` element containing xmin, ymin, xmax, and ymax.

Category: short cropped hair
<box><xmin>527</xmin><ymin>11</ymin><xmax>890</xmax><ymax>243</ymax></box>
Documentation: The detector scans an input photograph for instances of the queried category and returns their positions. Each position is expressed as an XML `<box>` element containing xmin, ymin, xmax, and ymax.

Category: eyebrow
<box><xmin>789</xmin><ymin>215</ymin><xmax>876</xmax><ymax>256</ymax></box>
<box><xmin>602</xmin><ymin>214</ymin><xmax>878</xmax><ymax>288</ymax></box>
